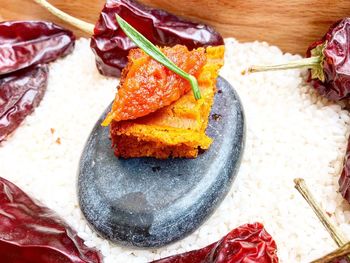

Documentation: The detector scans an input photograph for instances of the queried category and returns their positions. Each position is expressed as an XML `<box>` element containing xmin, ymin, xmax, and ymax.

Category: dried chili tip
<box><xmin>152</xmin><ymin>222</ymin><xmax>279</xmax><ymax>263</ymax></box>
<box><xmin>244</xmin><ymin>17</ymin><xmax>350</xmax><ymax>101</ymax></box>
<box><xmin>0</xmin><ymin>176</ymin><xmax>102</xmax><ymax>263</ymax></box>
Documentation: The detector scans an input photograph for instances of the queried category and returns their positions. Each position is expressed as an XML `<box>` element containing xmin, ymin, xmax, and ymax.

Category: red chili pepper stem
<box><xmin>33</xmin><ymin>0</ymin><xmax>94</xmax><ymax>34</ymax></box>
<box><xmin>294</xmin><ymin>178</ymin><xmax>346</xmax><ymax>245</ymax></box>
<box><xmin>294</xmin><ymin>179</ymin><xmax>350</xmax><ymax>254</ymax></box>
<box><xmin>242</xmin><ymin>56</ymin><xmax>321</xmax><ymax>74</ymax></box>
<box><xmin>242</xmin><ymin>42</ymin><xmax>327</xmax><ymax>83</ymax></box>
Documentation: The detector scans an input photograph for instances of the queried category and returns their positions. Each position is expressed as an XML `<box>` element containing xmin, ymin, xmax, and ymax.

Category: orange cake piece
<box><xmin>110</xmin><ymin>45</ymin><xmax>225</xmax><ymax>159</ymax></box>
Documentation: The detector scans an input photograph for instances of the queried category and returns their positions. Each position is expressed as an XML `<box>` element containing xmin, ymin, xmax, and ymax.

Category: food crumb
<box><xmin>198</xmin><ymin>148</ymin><xmax>206</xmax><ymax>155</ymax></box>
<box><xmin>56</xmin><ymin>138</ymin><xmax>61</xmax><ymax>145</ymax></box>
<box><xmin>152</xmin><ymin>166</ymin><xmax>161</xmax><ymax>172</ymax></box>
<box><xmin>50</xmin><ymin>128</ymin><xmax>55</xmax><ymax>134</ymax></box>
<box><xmin>212</xmin><ymin>113</ymin><xmax>222</xmax><ymax>121</ymax></box>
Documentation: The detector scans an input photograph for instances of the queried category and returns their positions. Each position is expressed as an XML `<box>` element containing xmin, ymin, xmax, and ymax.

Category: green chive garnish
<box><xmin>115</xmin><ymin>14</ymin><xmax>201</xmax><ymax>100</ymax></box>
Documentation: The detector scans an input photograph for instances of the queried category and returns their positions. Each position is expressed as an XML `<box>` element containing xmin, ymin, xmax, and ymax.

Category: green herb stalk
<box><xmin>115</xmin><ymin>14</ymin><xmax>201</xmax><ymax>100</ymax></box>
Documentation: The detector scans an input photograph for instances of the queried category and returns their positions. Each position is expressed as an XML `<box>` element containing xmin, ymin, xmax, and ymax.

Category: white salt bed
<box><xmin>1</xmin><ymin>37</ymin><xmax>350</xmax><ymax>262</ymax></box>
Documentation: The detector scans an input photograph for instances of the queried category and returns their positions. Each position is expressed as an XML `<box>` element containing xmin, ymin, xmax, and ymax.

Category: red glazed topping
<box><xmin>103</xmin><ymin>45</ymin><xmax>206</xmax><ymax>124</ymax></box>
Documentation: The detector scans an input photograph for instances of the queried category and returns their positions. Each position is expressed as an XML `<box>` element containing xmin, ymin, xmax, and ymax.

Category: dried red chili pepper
<box><xmin>0</xmin><ymin>64</ymin><xmax>48</xmax><ymax>142</ymax></box>
<box><xmin>244</xmin><ymin>17</ymin><xmax>350</xmax><ymax>101</ymax></box>
<box><xmin>91</xmin><ymin>0</ymin><xmax>224</xmax><ymax>77</ymax></box>
<box><xmin>34</xmin><ymin>0</ymin><xmax>224</xmax><ymax>77</ymax></box>
<box><xmin>305</xmin><ymin>18</ymin><xmax>350</xmax><ymax>101</ymax></box>
<box><xmin>339</xmin><ymin>141</ymin><xmax>350</xmax><ymax>202</ymax></box>
<box><xmin>152</xmin><ymin>222</ymin><xmax>279</xmax><ymax>263</ymax></box>
<box><xmin>0</xmin><ymin>21</ymin><xmax>75</xmax><ymax>75</ymax></box>
<box><xmin>332</xmin><ymin>257</ymin><xmax>349</xmax><ymax>263</ymax></box>
<box><xmin>0</xmin><ymin>176</ymin><xmax>102</xmax><ymax>263</ymax></box>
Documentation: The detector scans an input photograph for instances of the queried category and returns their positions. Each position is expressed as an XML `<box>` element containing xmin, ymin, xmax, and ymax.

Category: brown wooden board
<box><xmin>1</xmin><ymin>0</ymin><xmax>349</xmax><ymax>54</ymax></box>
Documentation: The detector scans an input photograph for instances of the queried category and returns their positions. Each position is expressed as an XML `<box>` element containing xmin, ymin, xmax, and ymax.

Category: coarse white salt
<box><xmin>0</xmin><ymin>37</ymin><xmax>350</xmax><ymax>262</ymax></box>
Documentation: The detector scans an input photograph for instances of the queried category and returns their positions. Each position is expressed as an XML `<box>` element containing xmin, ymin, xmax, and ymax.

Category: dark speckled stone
<box><xmin>78</xmin><ymin>77</ymin><xmax>245</xmax><ymax>248</ymax></box>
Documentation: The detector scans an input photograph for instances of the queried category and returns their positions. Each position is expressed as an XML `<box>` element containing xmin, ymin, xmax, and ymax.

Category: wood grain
<box><xmin>1</xmin><ymin>0</ymin><xmax>349</xmax><ymax>54</ymax></box>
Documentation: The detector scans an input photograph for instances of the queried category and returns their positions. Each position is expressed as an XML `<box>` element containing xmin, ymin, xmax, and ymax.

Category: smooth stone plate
<box><xmin>78</xmin><ymin>76</ymin><xmax>245</xmax><ymax>248</ymax></box>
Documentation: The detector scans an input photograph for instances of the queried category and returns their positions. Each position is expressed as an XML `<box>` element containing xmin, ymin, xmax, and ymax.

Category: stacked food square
<box><xmin>103</xmin><ymin>45</ymin><xmax>225</xmax><ymax>159</ymax></box>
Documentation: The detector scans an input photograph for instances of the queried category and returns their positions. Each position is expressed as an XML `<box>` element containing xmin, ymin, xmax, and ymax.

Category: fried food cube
<box><xmin>109</xmin><ymin>45</ymin><xmax>225</xmax><ymax>159</ymax></box>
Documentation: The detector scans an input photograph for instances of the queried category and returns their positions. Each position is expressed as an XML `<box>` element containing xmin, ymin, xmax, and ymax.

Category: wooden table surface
<box><xmin>1</xmin><ymin>0</ymin><xmax>349</xmax><ymax>55</ymax></box>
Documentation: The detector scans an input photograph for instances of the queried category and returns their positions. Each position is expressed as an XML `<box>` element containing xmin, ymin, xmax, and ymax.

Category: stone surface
<box><xmin>78</xmin><ymin>77</ymin><xmax>245</xmax><ymax>248</ymax></box>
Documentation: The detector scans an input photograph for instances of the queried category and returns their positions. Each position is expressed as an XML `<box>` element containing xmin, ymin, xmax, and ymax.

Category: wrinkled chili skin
<box><xmin>0</xmin><ymin>177</ymin><xmax>102</xmax><ymax>263</ymax></box>
<box><xmin>333</xmin><ymin>259</ymin><xmax>349</xmax><ymax>263</ymax></box>
<box><xmin>306</xmin><ymin>18</ymin><xmax>350</xmax><ymax>101</ymax></box>
<box><xmin>0</xmin><ymin>20</ymin><xmax>75</xmax><ymax>75</ymax></box>
<box><xmin>152</xmin><ymin>222</ymin><xmax>279</xmax><ymax>263</ymax></box>
<box><xmin>0</xmin><ymin>64</ymin><xmax>48</xmax><ymax>142</ymax></box>
<box><xmin>91</xmin><ymin>0</ymin><xmax>224</xmax><ymax>77</ymax></box>
<box><xmin>339</xmin><ymin>139</ymin><xmax>350</xmax><ymax>202</ymax></box>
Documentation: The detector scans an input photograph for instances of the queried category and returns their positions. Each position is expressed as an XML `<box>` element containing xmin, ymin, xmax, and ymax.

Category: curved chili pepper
<box><xmin>0</xmin><ymin>176</ymin><xmax>102</xmax><ymax>263</ymax></box>
<box><xmin>0</xmin><ymin>64</ymin><xmax>48</xmax><ymax>142</ymax></box>
<box><xmin>305</xmin><ymin>18</ymin><xmax>350</xmax><ymax>101</ymax></box>
<box><xmin>245</xmin><ymin>17</ymin><xmax>350</xmax><ymax>101</ymax></box>
<box><xmin>0</xmin><ymin>21</ymin><xmax>75</xmax><ymax>75</ymax></box>
<box><xmin>33</xmin><ymin>0</ymin><xmax>224</xmax><ymax>78</ymax></box>
<box><xmin>152</xmin><ymin>222</ymin><xmax>279</xmax><ymax>263</ymax></box>
<box><xmin>304</xmin><ymin>18</ymin><xmax>350</xmax><ymax>205</ymax></box>
<box><xmin>91</xmin><ymin>0</ymin><xmax>224</xmax><ymax>77</ymax></box>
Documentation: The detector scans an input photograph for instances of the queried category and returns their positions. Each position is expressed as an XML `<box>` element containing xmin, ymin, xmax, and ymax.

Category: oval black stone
<box><xmin>78</xmin><ymin>77</ymin><xmax>245</xmax><ymax>248</ymax></box>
